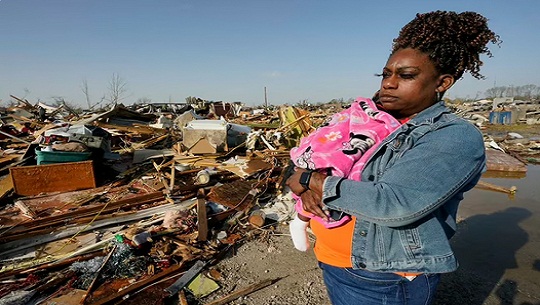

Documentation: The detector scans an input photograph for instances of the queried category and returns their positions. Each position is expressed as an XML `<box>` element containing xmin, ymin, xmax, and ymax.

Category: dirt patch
<box><xmin>196</xmin><ymin>220</ymin><xmax>539</xmax><ymax>305</ymax></box>
<box><xmin>201</xmin><ymin>229</ymin><xmax>330</xmax><ymax>305</ymax></box>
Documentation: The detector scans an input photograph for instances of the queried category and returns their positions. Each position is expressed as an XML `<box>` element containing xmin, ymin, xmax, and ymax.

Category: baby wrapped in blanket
<box><xmin>289</xmin><ymin>97</ymin><xmax>400</xmax><ymax>251</ymax></box>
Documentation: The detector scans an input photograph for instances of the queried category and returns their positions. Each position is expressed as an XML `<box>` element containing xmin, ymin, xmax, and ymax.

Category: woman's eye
<box><xmin>400</xmin><ymin>74</ymin><xmax>415</xmax><ymax>79</ymax></box>
<box><xmin>376</xmin><ymin>72</ymin><xmax>390</xmax><ymax>79</ymax></box>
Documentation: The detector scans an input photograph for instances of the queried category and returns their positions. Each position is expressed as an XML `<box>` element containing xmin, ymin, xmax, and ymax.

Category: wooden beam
<box><xmin>80</xmin><ymin>246</ymin><xmax>116</xmax><ymax>304</ymax></box>
<box><xmin>0</xmin><ymin>192</ymin><xmax>165</xmax><ymax>241</ymax></box>
<box><xmin>197</xmin><ymin>195</ymin><xmax>208</xmax><ymax>242</ymax></box>
<box><xmin>204</xmin><ymin>278</ymin><xmax>279</xmax><ymax>305</ymax></box>
<box><xmin>476</xmin><ymin>180</ymin><xmax>517</xmax><ymax>194</ymax></box>
<box><xmin>170</xmin><ymin>160</ymin><xmax>176</xmax><ymax>191</ymax></box>
<box><xmin>10</xmin><ymin>161</ymin><xmax>96</xmax><ymax>196</ymax></box>
<box><xmin>91</xmin><ymin>264</ymin><xmax>183</xmax><ymax>305</ymax></box>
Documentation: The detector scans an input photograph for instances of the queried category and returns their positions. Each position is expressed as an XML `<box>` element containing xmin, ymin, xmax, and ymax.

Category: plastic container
<box><xmin>35</xmin><ymin>148</ymin><xmax>92</xmax><ymax>165</ymax></box>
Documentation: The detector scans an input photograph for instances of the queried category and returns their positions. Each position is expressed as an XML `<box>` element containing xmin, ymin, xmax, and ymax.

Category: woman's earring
<box><xmin>436</xmin><ymin>91</ymin><xmax>443</xmax><ymax>101</ymax></box>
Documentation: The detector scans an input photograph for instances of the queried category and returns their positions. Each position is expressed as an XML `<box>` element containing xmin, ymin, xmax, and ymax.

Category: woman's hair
<box><xmin>392</xmin><ymin>11</ymin><xmax>501</xmax><ymax>80</ymax></box>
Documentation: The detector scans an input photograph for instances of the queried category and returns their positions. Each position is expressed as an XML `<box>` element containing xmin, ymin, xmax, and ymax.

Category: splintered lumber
<box><xmin>0</xmin><ymin>200</ymin><xmax>193</xmax><ymax>257</ymax></box>
<box><xmin>0</xmin><ymin>192</ymin><xmax>165</xmax><ymax>242</ymax></box>
<box><xmin>476</xmin><ymin>180</ymin><xmax>517</xmax><ymax>194</ymax></box>
<box><xmin>0</xmin><ymin>155</ymin><xmax>20</xmax><ymax>167</ymax></box>
<box><xmin>80</xmin><ymin>246</ymin><xmax>116</xmax><ymax>304</ymax></box>
<box><xmin>164</xmin><ymin>260</ymin><xmax>206</xmax><ymax>296</ymax></box>
<box><xmin>0</xmin><ymin>174</ymin><xmax>14</xmax><ymax>200</ymax></box>
<box><xmin>170</xmin><ymin>160</ymin><xmax>176</xmax><ymax>191</ymax></box>
<box><xmin>95</xmin><ymin>121</ymin><xmax>167</xmax><ymax>136</ymax></box>
<box><xmin>197</xmin><ymin>196</ymin><xmax>208</xmax><ymax>242</ymax></box>
<box><xmin>207</xmin><ymin>180</ymin><xmax>257</xmax><ymax>211</ymax></box>
<box><xmin>205</xmin><ymin>278</ymin><xmax>279</xmax><ymax>305</ymax></box>
<box><xmin>91</xmin><ymin>264</ymin><xmax>183</xmax><ymax>305</ymax></box>
<box><xmin>485</xmin><ymin>149</ymin><xmax>527</xmax><ymax>172</ymax></box>
<box><xmin>178</xmin><ymin>290</ymin><xmax>189</xmax><ymax>305</ymax></box>
<box><xmin>0</xmin><ymin>250</ymin><xmax>106</xmax><ymax>280</ymax></box>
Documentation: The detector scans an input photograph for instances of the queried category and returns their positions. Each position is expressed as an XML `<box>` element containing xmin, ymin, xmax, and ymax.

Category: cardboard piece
<box><xmin>189</xmin><ymin>138</ymin><xmax>218</xmax><ymax>154</ymax></box>
<box><xmin>182</xmin><ymin>120</ymin><xmax>228</xmax><ymax>153</ymax></box>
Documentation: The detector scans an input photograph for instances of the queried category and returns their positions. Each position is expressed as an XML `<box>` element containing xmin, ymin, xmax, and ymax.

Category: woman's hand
<box><xmin>286</xmin><ymin>168</ymin><xmax>329</xmax><ymax>220</ymax></box>
<box><xmin>300</xmin><ymin>190</ymin><xmax>329</xmax><ymax>221</ymax></box>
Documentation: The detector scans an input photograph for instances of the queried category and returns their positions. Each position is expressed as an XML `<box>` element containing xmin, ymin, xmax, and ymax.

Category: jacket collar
<box><xmin>407</xmin><ymin>101</ymin><xmax>450</xmax><ymax>125</ymax></box>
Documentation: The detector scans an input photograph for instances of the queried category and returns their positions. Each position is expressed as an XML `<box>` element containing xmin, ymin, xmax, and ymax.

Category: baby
<box><xmin>288</xmin><ymin>97</ymin><xmax>400</xmax><ymax>251</ymax></box>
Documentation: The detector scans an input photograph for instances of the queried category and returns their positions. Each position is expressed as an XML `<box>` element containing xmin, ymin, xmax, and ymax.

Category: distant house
<box><xmin>470</xmin><ymin>99</ymin><xmax>492</xmax><ymax>111</ymax></box>
<box><xmin>492</xmin><ymin>97</ymin><xmax>514</xmax><ymax>110</ymax></box>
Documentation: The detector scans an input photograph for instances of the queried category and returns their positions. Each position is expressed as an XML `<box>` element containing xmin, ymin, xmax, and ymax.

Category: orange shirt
<box><xmin>311</xmin><ymin>216</ymin><xmax>356</xmax><ymax>267</ymax></box>
<box><xmin>311</xmin><ymin>115</ymin><xmax>420</xmax><ymax>277</ymax></box>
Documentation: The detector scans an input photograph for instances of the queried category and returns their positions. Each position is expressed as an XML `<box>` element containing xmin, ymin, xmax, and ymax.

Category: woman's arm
<box><xmin>319</xmin><ymin>123</ymin><xmax>485</xmax><ymax>227</ymax></box>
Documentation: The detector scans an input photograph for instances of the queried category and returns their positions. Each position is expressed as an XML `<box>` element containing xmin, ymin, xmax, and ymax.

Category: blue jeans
<box><xmin>319</xmin><ymin>262</ymin><xmax>441</xmax><ymax>305</ymax></box>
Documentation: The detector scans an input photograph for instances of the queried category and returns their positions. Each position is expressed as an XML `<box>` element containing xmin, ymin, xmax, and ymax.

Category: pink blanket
<box><xmin>290</xmin><ymin>97</ymin><xmax>400</xmax><ymax>227</ymax></box>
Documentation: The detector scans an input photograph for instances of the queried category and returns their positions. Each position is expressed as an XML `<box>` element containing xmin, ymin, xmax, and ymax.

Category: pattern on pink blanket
<box><xmin>290</xmin><ymin>97</ymin><xmax>401</xmax><ymax>227</ymax></box>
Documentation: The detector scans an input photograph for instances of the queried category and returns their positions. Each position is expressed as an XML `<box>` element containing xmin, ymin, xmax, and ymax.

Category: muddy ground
<box><xmin>198</xmin><ymin>166</ymin><xmax>540</xmax><ymax>305</ymax></box>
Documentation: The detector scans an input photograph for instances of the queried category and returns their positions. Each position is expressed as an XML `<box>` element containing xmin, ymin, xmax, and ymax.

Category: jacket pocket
<box><xmin>399</xmin><ymin>227</ymin><xmax>423</xmax><ymax>259</ymax></box>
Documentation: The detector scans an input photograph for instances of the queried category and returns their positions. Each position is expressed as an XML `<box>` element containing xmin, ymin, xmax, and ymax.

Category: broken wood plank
<box><xmin>80</xmin><ymin>245</ymin><xmax>116</xmax><ymax>304</ymax></box>
<box><xmin>164</xmin><ymin>260</ymin><xmax>206</xmax><ymax>297</ymax></box>
<box><xmin>476</xmin><ymin>180</ymin><xmax>517</xmax><ymax>194</ymax></box>
<box><xmin>0</xmin><ymin>173</ymin><xmax>14</xmax><ymax>200</ymax></box>
<box><xmin>204</xmin><ymin>277</ymin><xmax>280</xmax><ymax>305</ymax></box>
<box><xmin>197</xmin><ymin>196</ymin><xmax>208</xmax><ymax>242</ymax></box>
<box><xmin>10</xmin><ymin>161</ymin><xmax>96</xmax><ymax>196</ymax></box>
<box><xmin>207</xmin><ymin>179</ymin><xmax>258</xmax><ymax>211</ymax></box>
<box><xmin>0</xmin><ymin>250</ymin><xmax>106</xmax><ymax>280</ymax></box>
<box><xmin>0</xmin><ymin>192</ymin><xmax>165</xmax><ymax>242</ymax></box>
<box><xmin>14</xmin><ymin>200</ymin><xmax>37</xmax><ymax>219</ymax></box>
<box><xmin>170</xmin><ymin>160</ymin><xmax>176</xmax><ymax>191</ymax></box>
<box><xmin>0</xmin><ymin>199</ymin><xmax>196</xmax><ymax>260</ymax></box>
<box><xmin>486</xmin><ymin>149</ymin><xmax>527</xmax><ymax>172</ymax></box>
<box><xmin>91</xmin><ymin>264</ymin><xmax>182</xmax><ymax>305</ymax></box>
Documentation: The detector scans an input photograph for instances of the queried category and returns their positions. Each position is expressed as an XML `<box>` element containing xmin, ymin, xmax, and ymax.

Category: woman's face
<box><xmin>378</xmin><ymin>48</ymin><xmax>445</xmax><ymax>119</ymax></box>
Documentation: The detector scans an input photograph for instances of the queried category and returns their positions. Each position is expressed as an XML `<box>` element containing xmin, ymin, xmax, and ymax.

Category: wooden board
<box><xmin>0</xmin><ymin>174</ymin><xmax>14</xmax><ymax>199</ymax></box>
<box><xmin>10</xmin><ymin>161</ymin><xmax>96</xmax><ymax>196</ymax></box>
<box><xmin>485</xmin><ymin>149</ymin><xmax>527</xmax><ymax>172</ymax></box>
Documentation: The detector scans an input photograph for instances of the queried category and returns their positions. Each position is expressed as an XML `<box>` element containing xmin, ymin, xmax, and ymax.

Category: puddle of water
<box><xmin>462</xmin><ymin>165</ymin><xmax>540</xmax><ymax>217</ymax></box>
<box><xmin>450</xmin><ymin>165</ymin><xmax>540</xmax><ymax>303</ymax></box>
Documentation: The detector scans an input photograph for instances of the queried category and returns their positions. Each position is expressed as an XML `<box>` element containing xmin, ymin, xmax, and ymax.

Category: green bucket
<box><xmin>36</xmin><ymin>148</ymin><xmax>92</xmax><ymax>165</ymax></box>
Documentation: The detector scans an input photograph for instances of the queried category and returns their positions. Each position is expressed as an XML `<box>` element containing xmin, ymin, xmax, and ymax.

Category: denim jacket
<box><xmin>322</xmin><ymin>101</ymin><xmax>486</xmax><ymax>274</ymax></box>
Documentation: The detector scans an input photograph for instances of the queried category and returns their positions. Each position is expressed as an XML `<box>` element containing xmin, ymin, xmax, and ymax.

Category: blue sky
<box><xmin>1</xmin><ymin>1</ymin><xmax>538</xmax><ymax>107</ymax></box>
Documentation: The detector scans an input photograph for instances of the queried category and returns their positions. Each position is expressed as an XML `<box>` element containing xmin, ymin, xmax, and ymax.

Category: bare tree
<box><xmin>520</xmin><ymin>84</ymin><xmax>537</xmax><ymax>100</ymax></box>
<box><xmin>22</xmin><ymin>88</ymin><xmax>30</xmax><ymax>99</ymax></box>
<box><xmin>485</xmin><ymin>86</ymin><xmax>507</xmax><ymax>99</ymax></box>
<box><xmin>107</xmin><ymin>73</ymin><xmax>128</xmax><ymax>105</ymax></box>
<box><xmin>51</xmin><ymin>96</ymin><xmax>81</xmax><ymax>117</ymax></box>
<box><xmin>136</xmin><ymin>97</ymin><xmax>152</xmax><ymax>105</ymax></box>
<box><xmin>81</xmin><ymin>79</ymin><xmax>92</xmax><ymax>109</ymax></box>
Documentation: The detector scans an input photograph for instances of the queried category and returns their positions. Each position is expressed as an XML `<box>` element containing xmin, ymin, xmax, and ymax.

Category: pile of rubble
<box><xmin>0</xmin><ymin>96</ymin><xmax>331</xmax><ymax>305</ymax></box>
<box><xmin>0</xmin><ymin>95</ymin><xmax>536</xmax><ymax>304</ymax></box>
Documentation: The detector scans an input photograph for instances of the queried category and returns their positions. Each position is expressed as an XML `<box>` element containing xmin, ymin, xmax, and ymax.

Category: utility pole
<box><xmin>264</xmin><ymin>87</ymin><xmax>268</xmax><ymax>110</ymax></box>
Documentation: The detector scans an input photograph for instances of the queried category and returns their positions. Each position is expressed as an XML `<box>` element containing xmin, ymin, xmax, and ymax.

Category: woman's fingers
<box><xmin>301</xmin><ymin>191</ymin><xmax>328</xmax><ymax>221</ymax></box>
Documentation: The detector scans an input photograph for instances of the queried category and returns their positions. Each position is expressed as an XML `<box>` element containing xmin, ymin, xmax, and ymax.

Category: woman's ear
<box><xmin>436</xmin><ymin>74</ymin><xmax>455</xmax><ymax>93</ymax></box>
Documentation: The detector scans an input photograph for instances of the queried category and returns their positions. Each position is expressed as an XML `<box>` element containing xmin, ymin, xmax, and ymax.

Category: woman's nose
<box><xmin>382</xmin><ymin>75</ymin><xmax>398</xmax><ymax>89</ymax></box>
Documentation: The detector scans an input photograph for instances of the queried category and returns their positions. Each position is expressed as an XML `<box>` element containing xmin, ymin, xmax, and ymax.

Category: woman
<box><xmin>286</xmin><ymin>11</ymin><xmax>500</xmax><ymax>305</ymax></box>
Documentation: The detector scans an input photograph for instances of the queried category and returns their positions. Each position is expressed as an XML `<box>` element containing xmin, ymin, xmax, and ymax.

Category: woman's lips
<box><xmin>378</xmin><ymin>95</ymin><xmax>398</xmax><ymax>103</ymax></box>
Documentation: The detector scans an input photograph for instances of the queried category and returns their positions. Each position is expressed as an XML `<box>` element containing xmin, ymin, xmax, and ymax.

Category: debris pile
<box><xmin>0</xmin><ymin>95</ymin><xmax>321</xmax><ymax>305</ymax></box>
<box><xmin>0</xmin><ymin>95</ymin><xmax>536</xmax><ymax>304</ymax></box>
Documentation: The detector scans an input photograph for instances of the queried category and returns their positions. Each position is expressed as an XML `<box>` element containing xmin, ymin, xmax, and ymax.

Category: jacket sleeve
<box><xmin>321</xmin><ymin>122</ymin><xmax>486</xmax><ymax>227</ymax></box>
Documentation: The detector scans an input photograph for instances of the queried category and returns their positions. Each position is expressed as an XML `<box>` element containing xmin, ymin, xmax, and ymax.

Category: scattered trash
<box><xmin>0</xmin><ymin>94</ymin><xmax>537</xmax><ymax>304</ymax></box>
